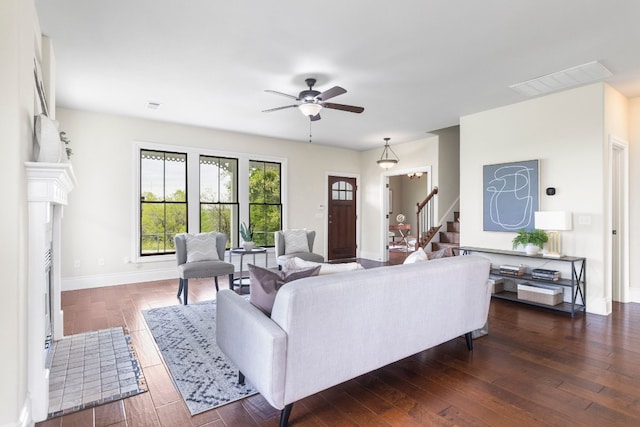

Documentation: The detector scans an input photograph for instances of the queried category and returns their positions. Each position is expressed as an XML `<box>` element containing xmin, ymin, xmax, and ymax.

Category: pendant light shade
<box><xmin>377</xmin><ymin>137</ymin><xmax>399</xmax><ymax>169</ymax></box>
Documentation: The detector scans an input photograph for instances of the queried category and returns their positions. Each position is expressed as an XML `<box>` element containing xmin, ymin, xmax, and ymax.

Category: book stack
<box><xmin>499</xmin><ymin>264</ymin><xmax>525</xmax><ymax>277</ymax></box>
<box><xmin>531</xmin><ymin>268</ymin><xmax>561</xmax><ymax>281</ymax></box>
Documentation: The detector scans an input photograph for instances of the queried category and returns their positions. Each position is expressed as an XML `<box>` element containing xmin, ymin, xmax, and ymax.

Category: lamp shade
<box><xmin>298</xmin><ymin>102</ymin><xmax>322</xmax><ymax>117</ymax></box>
<box><xmin>534</xmin><ymin>211</ymin><xmax>572</xmax><ymax>231</ymax></box>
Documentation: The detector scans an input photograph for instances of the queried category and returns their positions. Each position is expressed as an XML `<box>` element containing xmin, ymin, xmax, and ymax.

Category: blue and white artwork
<box><xmin>483</xmin><ymin>159</ymin><xmax>539</xmax><ymax>232</ymax></box>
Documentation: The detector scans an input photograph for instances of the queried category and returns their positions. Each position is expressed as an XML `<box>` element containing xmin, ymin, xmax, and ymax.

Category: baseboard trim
<box><xmin>62</xmin><ymin>268</ymin><xmax>178</xmax><ymax>291</ymax></box>
<box><xmin>629</xmin><ymin>287</ymin><xmax>640</xmax><ymax>303</ymax></box>
<box><xmin>586</xmin><ymin>297</ymin><xmax>611</xmax><ymax>316</ymax></box>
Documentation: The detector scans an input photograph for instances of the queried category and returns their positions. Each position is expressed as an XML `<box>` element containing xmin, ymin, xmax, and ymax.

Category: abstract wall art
<box><xmin>483</xmin><ymin>159</ymin><xmax>539</xmax><ymax>232</ymax></box>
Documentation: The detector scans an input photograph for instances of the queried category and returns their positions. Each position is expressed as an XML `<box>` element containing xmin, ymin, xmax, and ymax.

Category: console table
<box><xmin>458</xmin><ymin>246</ymin><xmax>586</xmax><ymax>317</ymax></box>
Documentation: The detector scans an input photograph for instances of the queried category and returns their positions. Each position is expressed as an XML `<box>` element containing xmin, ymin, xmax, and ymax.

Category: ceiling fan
<box><xmin>262</xmin><ymin>78</ymin><xmax>364</xmax><ymax>121</ymax></box>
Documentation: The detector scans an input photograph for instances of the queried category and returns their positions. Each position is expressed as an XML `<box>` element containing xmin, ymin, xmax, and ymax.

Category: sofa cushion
<box><xmin>185</xmin><ymin>232</ymin><xmax>220</xmax><ymax>262</ymax></box>
<box><xmin>283</xmin><ymin>257</ymin><xmax>364</xmax><ymax>275</ymax></box>
<box><xmin>403</xmin><ymin>248</ymin><xmax>429</xmax><ymax>264</ymax></box>
<box><xmin>283</xmin><ymin>229</ymin><xmax>310</xmax><ymax>254</ymax></box>
<box><xmin>248</xmin><ymin>264</ymin><xmax>320</xmax><ymax>315</ymax></box>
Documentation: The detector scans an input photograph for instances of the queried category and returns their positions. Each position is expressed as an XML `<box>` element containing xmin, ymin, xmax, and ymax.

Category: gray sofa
<box><xmin>216</xmin><ymin>255</ymin><xmax>491</xmax><ymax>426</ymax></box>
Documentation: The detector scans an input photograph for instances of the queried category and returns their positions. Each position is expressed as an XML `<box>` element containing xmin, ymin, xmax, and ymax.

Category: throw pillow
<box><xmin>403</xmin><ymin>248</ymin><xmax>429</xmax><ymax>264</ymax></box>
<box><xmin>248</xmin><ymin>264</ymin><xmax>320</xmax><ymax>315</ymax></box>
<box><xmin>283</xmin><ymin>229</ymin><xmax>310</xmax><ymax>254</ymax></box>
<box><xmin>185</xmin><ymin>232</ymin><xmax>220</xmax><ymax>262</ymax></box>
<box><xmin>426</xmin><ymin>247</ymin><xmax>454</xmax><ymax>260</ymax></box>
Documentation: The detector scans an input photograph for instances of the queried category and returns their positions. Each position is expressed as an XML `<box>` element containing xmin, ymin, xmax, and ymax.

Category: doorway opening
<box><xmin>609</xmin><ymin>136</ymin><xmax>629</xmax><ymax>307</ymax></box>
<box><xmin>381</xmin><ymin>166</ymin><xmax>431</xmax><ymax>263</ymax></box>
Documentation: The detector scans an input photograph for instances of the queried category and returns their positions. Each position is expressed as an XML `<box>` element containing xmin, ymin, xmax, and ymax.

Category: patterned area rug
<box><xmin>142</xmin><ymin>300</ymin><xmax>257</xmax><ymax>415</ymax></box>
<box><xmin>48</xmin><ymin>327</ymin><xmax>146</xmax><ymax>419</ymax></box>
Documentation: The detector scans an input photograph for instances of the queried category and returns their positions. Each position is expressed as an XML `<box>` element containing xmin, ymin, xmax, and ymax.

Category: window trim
<box><xmin>132</xmin><ymin>141</ymin><xmax>287</xmax><ymax>263</ymax></box>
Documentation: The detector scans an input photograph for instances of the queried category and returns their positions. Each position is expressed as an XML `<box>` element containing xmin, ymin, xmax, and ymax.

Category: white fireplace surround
<box><xmin>25</xmin><ymin>162</ymin><xmax>76</xmax><ymax>422</ymax></box>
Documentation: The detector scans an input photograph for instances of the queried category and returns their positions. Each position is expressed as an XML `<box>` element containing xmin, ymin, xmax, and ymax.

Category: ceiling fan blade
<box><xmin>262</xmin><ymin>104</ymin><xmax>298</xmax><ymax>113</ymax></box>
<box><xmin>322</xmin><ymin>102</ymin><xmax>364</xmax><ymax>113</ymax></box>
<box><xmin>310</xmin><ymin>113</ymin><xmax>321</xmax><ymax>122</ymax></box>
<box><xmin>264</xmin><ymin>89</ymin><xmax>299</xmax><ymax>100</ymax></box>
<box><xmin>317</xmin><ymin>86</ymin><xmax>346</xmax><ymax>101</ymax></box>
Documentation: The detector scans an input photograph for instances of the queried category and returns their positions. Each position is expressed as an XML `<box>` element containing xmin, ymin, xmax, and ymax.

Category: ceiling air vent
<box><xmin>146</xmin><ymin>101</ymin><xmax>162</xmax><ymax>110</ymax></box>
<box><xmin>509</xmin><ymin>61</ymin><xmax>612</xmax><ymax>98</ymax></box>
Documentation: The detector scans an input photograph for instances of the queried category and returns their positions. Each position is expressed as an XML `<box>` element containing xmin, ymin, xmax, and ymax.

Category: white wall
<box><xmin>56</xmin><ymin>108</ymin><xmax>361</xmax><ymax>289</ymax></box>
<box><xmin>1</xmin><ymin>0</ymin><xmax>38</xmax><ymax>425</ymax></box>
<box><xmin>432</xmin><ymin>126</ymin><xmax>460</xmax><ymax>221</ymax></box>
<box><xmin>460</xmin><ymin>83</ymin><xmax>622</xmax><ymax>315</ymax></box>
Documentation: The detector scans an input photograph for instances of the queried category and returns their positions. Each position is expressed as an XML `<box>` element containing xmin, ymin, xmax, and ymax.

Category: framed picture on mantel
<box><xmin>483</xmin><ymin>159</ymin><xmax>539</xmax><ymax>232</ymax></box>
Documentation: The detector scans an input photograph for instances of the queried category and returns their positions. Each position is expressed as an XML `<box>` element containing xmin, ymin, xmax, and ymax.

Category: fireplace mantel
<box><xmin>25</xmin><ymin>161</ymin><xmax>76</xmax><ymax>422</ymax></box>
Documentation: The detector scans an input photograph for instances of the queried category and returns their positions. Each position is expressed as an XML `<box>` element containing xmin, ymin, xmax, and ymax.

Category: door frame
<box><xmin>607</xmin><ymin>135</ymin><xmax>629</xmax><ymax>304</ymax></box>
<box><xmin>324</xmin><ymin>172</ymin><xmax>361</xmax><ymax>260</ymax></box>
<box><xmin>380</xmin><ymin>166</ymin><xmax>432</xmax><ymax>262</ymax></box>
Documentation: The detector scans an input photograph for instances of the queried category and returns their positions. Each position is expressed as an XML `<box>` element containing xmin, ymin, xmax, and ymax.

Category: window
<box><xmin>200</xmin><ymin>155</ymin><xmax>238</xmax><ymax>248</ymax></box>
<box><xmin>249</xmin><ymin>160</ymin><xmax>282</xmax><ymax>247</ymax></box>
<box><xmin>139</xmin><ymin>150</ymin><xmax>187</xmax><ymax>255</ymax></box>
<box><xmin>332</xmin><ymin>180</ymin><xmax>354</xmax><ymax>200</ymax></box>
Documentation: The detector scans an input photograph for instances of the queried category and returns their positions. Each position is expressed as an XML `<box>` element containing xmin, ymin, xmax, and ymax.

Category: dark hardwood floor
<box><xmin>37</xmin><ymin>260</ymin><xmax>640</xmax><ymax>426</ymax></box>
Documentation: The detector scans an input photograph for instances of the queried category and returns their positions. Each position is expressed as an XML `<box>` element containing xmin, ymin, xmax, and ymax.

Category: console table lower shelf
<box><xmin>491</xmin><ymin>290</ymin><xmax>585</xmax><ymax>316</ymax></box>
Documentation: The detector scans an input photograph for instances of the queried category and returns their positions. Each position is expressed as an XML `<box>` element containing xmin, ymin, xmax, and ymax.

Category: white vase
<box><xmin>525</xmin><ymin>244</ymin><xmax>539</xmax><ymax>256</ymax></box>
<box><xmin>243</xmin><ymin>241</ymin><xmax>255</xmax><ymax>251</ymax></box>
<box><xmin>34</xmin><ymin>115</ymin><xmax>63</xmax><ymax>163</ymax></box>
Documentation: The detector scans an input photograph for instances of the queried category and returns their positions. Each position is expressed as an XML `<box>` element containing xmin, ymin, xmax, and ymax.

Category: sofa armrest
<box><xmin>215</xmin><ymin>289</ymin><xmax>288</xmax><ymax>409</ymax></box>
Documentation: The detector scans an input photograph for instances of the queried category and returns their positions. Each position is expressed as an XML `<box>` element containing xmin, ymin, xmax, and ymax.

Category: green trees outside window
<box><xmin>140</xmin><ymin>150</ymin><xmax>187</xmax><ymax>255</ymax></box>
<box><xmin>249</xmin><ymin>160</ymin><xmax>282</xmax><ymax>247</ymax></box>
<box><xmin>138</xmin><ymin>148</ymin><xmax>283</xmax><ymax>255</ymax></box>
<box><xmin>200</xmin><ymin>156</ymin><xmax>238</xmax><ymax>248</ymax></box>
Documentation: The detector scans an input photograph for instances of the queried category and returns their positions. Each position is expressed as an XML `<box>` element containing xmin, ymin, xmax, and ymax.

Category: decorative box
<box><xmin>517</xmin><ymin>283</ymin><xmax>563</xmax><ymax>306</ymax></box>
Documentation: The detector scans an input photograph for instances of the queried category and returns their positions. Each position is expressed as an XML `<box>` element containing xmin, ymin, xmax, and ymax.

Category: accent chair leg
<box><xmin>465</xmin><ymin>332</ymin><xmax>473</xmax><ymax>350</ymax></box>
<box><xmin>279</xmin><ymin>403</ymin><xmax>293</xmax><ymax>427</ymax></box>
<box><xmin>238</xmin><ymin>371</ymin><xmax>245</xmax><ymax>385</ymax></box>
<box><xmin>214</xmin><ymin>276</ymin><xmax>219</xmax><ymax>292</ymax></box>
<box><xmin>229</xmin><ymin>273</ymin><xmax>234</xmax><ymax>291</ymax></box>
<box><xmin>177</xmin><ymin>278</ymin><xmax>183</xmax><ymax>298</ymax></box>
<box><xmin>183</xmin><ymin>279</ymin><xmax>189</xmax><ymax>305</ymax></box>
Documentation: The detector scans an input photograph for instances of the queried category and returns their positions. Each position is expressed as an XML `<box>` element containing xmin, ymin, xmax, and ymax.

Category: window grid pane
<box><xmin>140</xmin><ymin>150</ymin><xmax>187</xmax><ymax>256</ymax></box>
<box><xmin>248</xmin><ymin>160</ymin><xmax>282</xmax><ymax>247</ymax></box>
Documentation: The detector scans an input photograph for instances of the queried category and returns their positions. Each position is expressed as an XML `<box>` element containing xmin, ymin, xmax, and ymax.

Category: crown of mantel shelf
<box><xmin>25</xmin><ymin>162</ymin><xmax>76</xmax><ymax>204</ymax></box>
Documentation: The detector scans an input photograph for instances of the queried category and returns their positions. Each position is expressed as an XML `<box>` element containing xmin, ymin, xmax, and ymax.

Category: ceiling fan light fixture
<box><xmin>298</xmin><ymin>102</ymin><xmax>323</xmax><ymax>117</ymax></box>
<box><xmin>377</xmin><ymin>137</ymin><xmax>399</xmax><ymax>169</ymax></box>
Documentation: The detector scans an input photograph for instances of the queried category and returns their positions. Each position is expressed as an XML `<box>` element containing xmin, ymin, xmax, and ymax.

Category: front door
<box><xmin>327</xmin><ymin>176</ymin><xmax>357</xmax><ymax>260</ymax></box>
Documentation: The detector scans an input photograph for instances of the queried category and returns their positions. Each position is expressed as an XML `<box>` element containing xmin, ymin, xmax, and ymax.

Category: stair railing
<box><xmin>415</xmin><ymin>186</ymin><xmax>438</xmax><ymax>250</ymax></box>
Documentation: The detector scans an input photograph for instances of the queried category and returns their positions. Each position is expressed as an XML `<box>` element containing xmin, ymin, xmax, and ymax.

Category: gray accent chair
<box><xmin>274</xmin><ymin>230</ymin><xmax>325</xmax><ymax>268</ymax></box>
<box><xmin>174</xmin><ymin>233</ymin><xmax>234</xmax><ymax>305</ymax></box>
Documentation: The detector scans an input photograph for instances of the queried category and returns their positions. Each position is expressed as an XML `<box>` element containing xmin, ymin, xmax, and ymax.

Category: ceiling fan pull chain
<box><xmin>309</xmin><ymin>120</ymin><xmax>312</xmax><ymax>143</ymax></box>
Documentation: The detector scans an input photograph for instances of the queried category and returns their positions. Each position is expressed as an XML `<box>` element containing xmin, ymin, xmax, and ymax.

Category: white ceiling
<box><xmin>35</xmin><ymin>0</ymin><xmax>640</xmax><ymax>151</ymax></box>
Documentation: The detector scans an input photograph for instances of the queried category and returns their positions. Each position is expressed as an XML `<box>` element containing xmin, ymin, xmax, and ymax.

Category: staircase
<box><xmin>430</xmin><ymin>211</ymin><xmax>460</xmax><ymax>253</ymax></box>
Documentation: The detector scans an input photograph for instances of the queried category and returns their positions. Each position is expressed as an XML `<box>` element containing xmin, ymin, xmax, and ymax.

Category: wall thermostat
<box><xmin>546</xmin><ymin>187</ymin><xmax>556</xmax><ymax>196</ymax></box>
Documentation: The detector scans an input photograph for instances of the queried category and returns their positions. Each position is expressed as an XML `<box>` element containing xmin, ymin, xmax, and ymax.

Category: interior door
<box><xmin>328</xmin><ymin>176</ymin><xmax>357</xmax><ymax>260</ymax></box>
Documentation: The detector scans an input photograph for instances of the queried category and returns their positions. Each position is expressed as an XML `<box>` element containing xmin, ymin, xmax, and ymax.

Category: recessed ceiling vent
<box><xmin>509</xmin><ymin>61</ymin><xmax>612</xmax><ymax>98</ymax></box>
<box><xmin>146</xmin><ymin>101</ymin><xmax>162</xmax><ymax>110</ymax></box>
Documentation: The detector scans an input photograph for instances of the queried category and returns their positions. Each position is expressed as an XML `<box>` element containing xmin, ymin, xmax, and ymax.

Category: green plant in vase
<box><xmin>240</xmin><ymin>222</ymin><xmax>254</xmax><ymax>250</ymax></box>
<box><xmin>512</xmin><ymin>229</ymin><xmax>548</xmax><ymax>255</ymax></box>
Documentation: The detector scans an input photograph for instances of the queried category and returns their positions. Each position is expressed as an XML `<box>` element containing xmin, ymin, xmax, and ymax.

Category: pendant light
<box><xmin>377</xmin><ymin>137</ymin><xmax>399</xmax><ymax>169</ymax></box>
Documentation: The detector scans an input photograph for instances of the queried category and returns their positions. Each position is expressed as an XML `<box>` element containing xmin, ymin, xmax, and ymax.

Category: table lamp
<box><xmin>534</xmin><ymin>211</ymin><xmax>573</xmax><ymax>258</ymax></box>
